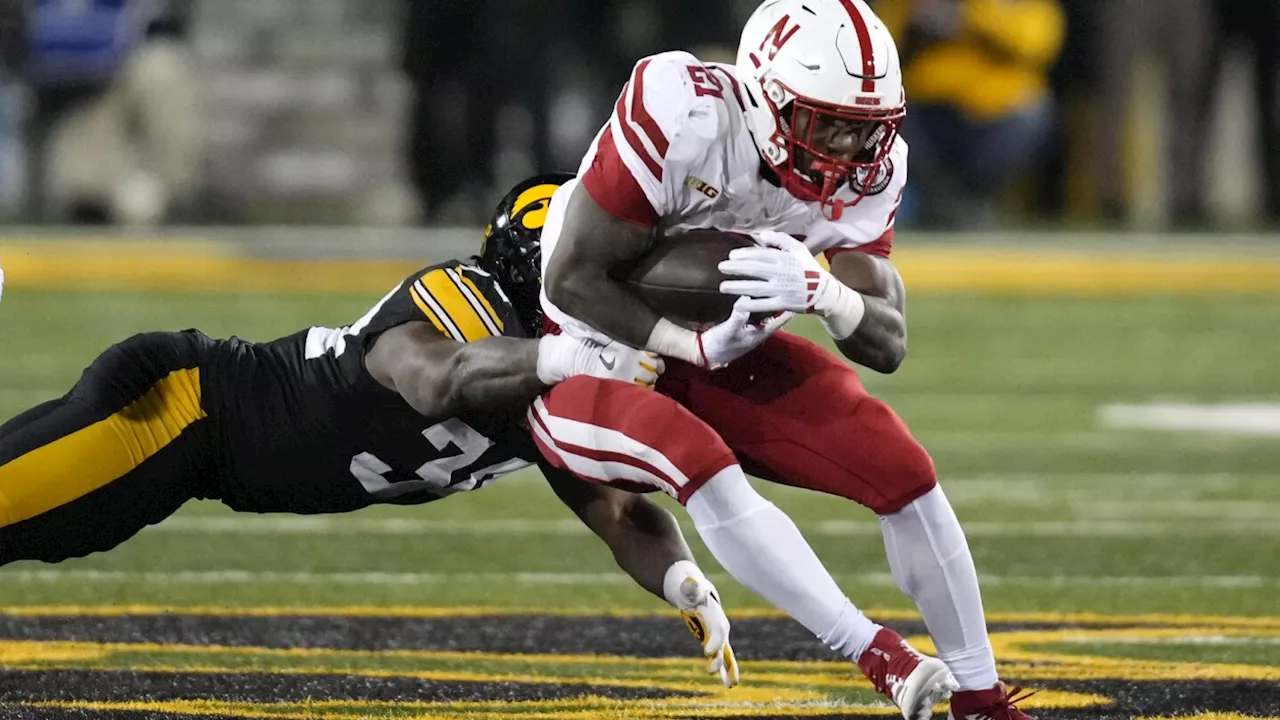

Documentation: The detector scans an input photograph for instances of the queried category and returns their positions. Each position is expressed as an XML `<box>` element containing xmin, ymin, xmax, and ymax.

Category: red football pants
<box><xmin>532</xmin><ymin>332</ymin><xmax>937</xmax><ymax>514</ymax></box>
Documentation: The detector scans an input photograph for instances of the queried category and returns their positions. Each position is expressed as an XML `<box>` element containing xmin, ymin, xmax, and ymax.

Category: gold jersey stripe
<box><xmin>409</xmin><ymin>283</ymin><xmax>449</xmax><ymax>336</ymax></box>
<box><xmin>0</xmin><ymin>368</ymin><xmax>206</xmax><ymax>528</ymax></box>
<box><xmin>420</xmin><ymin>269</ymin><xmax>493</xmax><ymax>342</ymax></box>
<box><xmin>450</xmin><ymin>269</ymin><xmax>504</xmax><ymax>334</ymax></box>
<box><xmin>412</xmin><ymin>280</ymin><xmax>462</xmax><ymax>339</ymax></box>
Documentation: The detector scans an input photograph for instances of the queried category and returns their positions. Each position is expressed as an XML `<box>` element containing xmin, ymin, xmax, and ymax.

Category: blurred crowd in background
<box><xmin>0</xmin><ymin>0</ymin><xmax>1275</xmax><ymax>230</ymax></box>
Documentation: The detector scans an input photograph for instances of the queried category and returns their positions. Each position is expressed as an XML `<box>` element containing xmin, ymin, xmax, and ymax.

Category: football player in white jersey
<box><xmin>529</xmin><ymin>1</ymin><xmax>1035</xmax><ymax>719</ymax></box>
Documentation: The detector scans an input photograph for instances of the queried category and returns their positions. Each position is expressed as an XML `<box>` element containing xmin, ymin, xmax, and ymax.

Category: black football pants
<box><xmin>0</xmin><ymin>331</ymin><xmax>219</xmax><ymax>565</ymax></box>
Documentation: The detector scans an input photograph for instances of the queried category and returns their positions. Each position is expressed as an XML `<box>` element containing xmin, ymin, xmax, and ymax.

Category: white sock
<box><xmin>819</xmin><ymin>597</ymin><xmax>880</xmax><ymax>661</ymax></box>
<box><xmin>879</xmin><ymin>484</ymin><xmax>999</xmax><ymax>690</ymax></box>
<box><xmin>686</xmin><ymin>466</ymin><xmax>880</xmax><ymax>661</ymax></box>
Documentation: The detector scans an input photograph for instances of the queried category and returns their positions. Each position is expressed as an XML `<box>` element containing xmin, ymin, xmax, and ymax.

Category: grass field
<box><xmin>1</xmin><ymin>277</ymin><xmax>1279</xmax><ymax>718</ymax></box>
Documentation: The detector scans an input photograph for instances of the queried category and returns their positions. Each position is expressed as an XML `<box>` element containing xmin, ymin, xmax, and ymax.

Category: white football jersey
<box><xmin>540</xmin><ymin>50</ymin><xmax>907</xmax><ymax>338</ymax></box>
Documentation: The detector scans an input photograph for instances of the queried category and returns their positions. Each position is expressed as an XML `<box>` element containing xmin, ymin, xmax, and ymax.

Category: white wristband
<box><xmin>662</xmin><ymin>559</ymin><xmax>708</xmax><ymax>609</ymax></box>
<box><xmin>646</xmin><ymin>318</ymin><xmax>702</xmax><ymax>366</ymax></box>
<box><xmin>813</xmin><ymin>280</ymin><xmax>867</xmax><ymax>340</ymax></box>
<box><xmin>535</xmin><ymin>334</ymin><xmax>574</xmax><ymax>385</ymax></box>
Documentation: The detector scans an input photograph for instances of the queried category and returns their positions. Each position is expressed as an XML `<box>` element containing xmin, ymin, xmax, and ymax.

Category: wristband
<box><xmin>813</xmin><ymin>279</ymin><xmax>867</xmax><ymax>340</ymax></box>
<box><xmin>535</xmin><ymin>334</ymin><xmax>574</xmax><ymax>384</ymax></box>
<box><xmin>646</xmin><ymin>318</ymin><xmax>702</xmax><ymax>366</ymax></box>
<box><xmin>663</xmin><ymin>559</ymin><xmax>708</xmax><ymax>609</ymax></box>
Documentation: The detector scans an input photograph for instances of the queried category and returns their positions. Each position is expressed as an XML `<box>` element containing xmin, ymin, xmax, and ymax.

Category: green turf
<box><xmin>1028</xmin><ymin>641</ymin><xmax>1280</xmax><ymax>667</ymax></box>
<box><xmin>2</xmin><ymin>289</ymin><xmax>1279</xmax><ymax>619</ymax></box>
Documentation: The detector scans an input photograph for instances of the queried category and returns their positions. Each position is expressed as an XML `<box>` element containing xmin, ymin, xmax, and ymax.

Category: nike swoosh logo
<box><xmin>601</xmin><ymin>355</ymin><xmax>616</xmax><ymax>370</ymax></box>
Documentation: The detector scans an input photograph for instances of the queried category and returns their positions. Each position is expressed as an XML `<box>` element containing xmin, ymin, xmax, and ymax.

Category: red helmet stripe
<box><xmin>837</xmin><ymin>0</ymin><xmax>877</xmax><ymax>93</ymax></box>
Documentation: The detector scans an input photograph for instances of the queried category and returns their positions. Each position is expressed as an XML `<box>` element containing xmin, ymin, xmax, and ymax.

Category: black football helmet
<box><xmin>479</xmin><ymin>172</ymin><xmax>576</xmax><ymax>338</ymax></box>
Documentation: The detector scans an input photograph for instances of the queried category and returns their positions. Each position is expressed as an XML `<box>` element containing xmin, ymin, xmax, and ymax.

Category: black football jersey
<box><xmin>204</xmin><ymin>258</ymin><xmax>538</xmax><ymax>514</ymax></box>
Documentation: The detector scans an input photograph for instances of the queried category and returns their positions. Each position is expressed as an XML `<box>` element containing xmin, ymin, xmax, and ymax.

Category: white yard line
<box><xmin>3</xmin><ymin>569</ymin><xmax>1277</xmax><ymax>589</ymax></box>
<box><xmin>818</xmin><ymin>519</ymin><xmax>1280</xmax><ymax>537</ymax></box>
<box><xmin>1099</xmin><ymin>402</ymin><xmax>1280</xmax><ymax>437</ymax></box>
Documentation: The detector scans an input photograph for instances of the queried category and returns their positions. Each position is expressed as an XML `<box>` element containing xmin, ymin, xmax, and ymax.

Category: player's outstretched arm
<box><xmin>825</xmin><ymin>250</ymin><xmax>907</xmax><ymax>374</ymax></box>
<box><xmin>544</xmin><ymin>186</ymin><xmax>665</xmax><ymax>350</ymax></box>
<box><xmin>541</xmin><ymin>461</ymin><xmax>692</xmax><ymax>599</ymax></box>
<box><xmin>367</xmin><ymin>323</ymin><xmax>546</xmax><ymax>418</ymax></box>
<box><xmin>366</xmin><ymin>322</ymin><xmax>662</xmax><ymax>419</ymax></box>
<box><xmin>543</xmin><ymin>462</ymin><xmax>739</xmax><ymax>687</ymax></box>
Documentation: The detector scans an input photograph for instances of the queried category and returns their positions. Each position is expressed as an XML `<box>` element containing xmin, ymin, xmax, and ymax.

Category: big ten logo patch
<box><xmin>686</xmin><ymin>176</ymin><xmax>720</xmax><ymax>200</ymax></box>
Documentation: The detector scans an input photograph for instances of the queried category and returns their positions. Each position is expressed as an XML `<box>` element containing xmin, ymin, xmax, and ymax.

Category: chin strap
<box><xmin>811</xmin><ymin>160</ymin><xmax>846</xmax><ymax>221</ymax></box>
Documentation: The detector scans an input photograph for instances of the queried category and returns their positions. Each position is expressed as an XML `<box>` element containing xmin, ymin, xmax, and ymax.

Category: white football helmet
<box><xmin>735</xmin><ymin>0</ymin><xmax>906</xmax><ymax>219</ymax></box>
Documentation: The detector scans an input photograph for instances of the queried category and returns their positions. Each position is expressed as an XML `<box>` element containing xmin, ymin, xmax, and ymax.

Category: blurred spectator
<box><xmin>1093</xmin><ymin>0</ymin><xmax>1214</xmax><ymax>226</ymax></box>
<box><xmin>402</xmin><ymin>0</ymin><xmax>557</xmax><ymax>225</ymax></box>
<box><xmin>22</xmin><ymin>0</ymin><xmax>201</xmax><ymax>226</ymax></box>
<box><xmin>1032</xmin><ymin>0</ymin><xmax>1102</xmax><ymax>222</ymax></box>
<box><xmin>1208</xmin><ymin>0</ymin><xmax>1279</xmax><ymax>224</ymax></box>
<box><xmin>0</xmin><ymin>2</ymin><xmax>26</xmax><ymax>217</ymax></box>
<box><xmin>877</xmin><ymin>0</ymin><xmax>1065</xmax><ymax>229</ymax></box>
<box><xmin>401</xmin><ymin>0</ymin><xmax>739</xmax><ymax>225</ymax></box>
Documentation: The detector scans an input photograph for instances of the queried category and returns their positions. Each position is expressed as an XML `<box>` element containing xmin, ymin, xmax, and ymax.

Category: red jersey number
<box><xmin>687</xmin><ymin>66</ymin><xmax>724</xmax><ymax>99</ymax></box>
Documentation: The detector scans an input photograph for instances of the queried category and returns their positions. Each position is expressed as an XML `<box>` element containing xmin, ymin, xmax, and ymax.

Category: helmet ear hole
<box><xmin>766</xmin><ymin>80</ymin><xmax>786</xmax><ymax>104</ymax></box>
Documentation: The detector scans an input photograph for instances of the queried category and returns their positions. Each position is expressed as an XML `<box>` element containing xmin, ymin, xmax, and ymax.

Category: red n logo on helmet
<box><xmin>759</xmin><ymin>15</ymin><xmax>800</xmax><ymax>61</ymax></box>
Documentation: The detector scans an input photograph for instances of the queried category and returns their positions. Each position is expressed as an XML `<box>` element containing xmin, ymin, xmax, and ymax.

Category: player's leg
<box><xmin>659</xmin><ymin>331</ymin><xmax>937</xmax><ymax>512</ymax></box>
<box><xmin>661</xmin><ymin>332</ymin><xmax>1002</xmax><ymax>704</ymax></box>
<box><xmin>0</xmin><ymin>398</ymin><xmax>67</xmax><ymax>438</ymax></box>
<box><xmin>0</xmin><ymin>331</ymin><xmax>218</xmax><ymax>565</ymax></box>
<box><xmin>531</xmin><ymin>376</ymin><xmax>862</xmax><ymax>634</ymax></box>
<box><xmin>532</xmin><ymin>376</ymin><xmax>954</xmax><ymax>720</ymax></box>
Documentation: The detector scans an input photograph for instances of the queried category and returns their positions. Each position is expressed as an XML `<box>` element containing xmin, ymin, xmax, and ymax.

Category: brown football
<box><xmin>621</xmin><ymin>228</ymin><xmax>756</xmax><ymax>329</ymax></box>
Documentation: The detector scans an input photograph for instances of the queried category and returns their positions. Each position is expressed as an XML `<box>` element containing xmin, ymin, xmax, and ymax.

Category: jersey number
<box><xmin>687</xmin><ymin>66</ymin><xmax>724</xmax><ymax>99</ymax></box>
<box><xmin>350</xmin><ymin>418</ymin><xmax>493</xmax><ymax>500</ymax></box>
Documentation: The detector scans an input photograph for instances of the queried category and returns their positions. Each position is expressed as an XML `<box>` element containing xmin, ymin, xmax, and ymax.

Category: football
<box><xmin>621</xmin><ymin>229</ymin><xmax>756</xmax><ymax>328</ymax></box>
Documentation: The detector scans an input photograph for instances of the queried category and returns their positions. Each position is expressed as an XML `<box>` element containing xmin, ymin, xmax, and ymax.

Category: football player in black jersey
<box><xmin>0</xmin><ymin>174</ymin><xmax>740</xmax><ymax>686</ymax></box>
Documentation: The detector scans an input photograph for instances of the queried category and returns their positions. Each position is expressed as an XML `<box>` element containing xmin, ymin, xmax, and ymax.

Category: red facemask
<box><xmin>767</xmin><ymin>85</ymin><xmax>905</xmax><ymax>220</ymax></box>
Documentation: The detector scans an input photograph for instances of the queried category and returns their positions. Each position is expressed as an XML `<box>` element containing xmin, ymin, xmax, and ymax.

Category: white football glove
<box><xmin>537</xmin><ymin>334</ymin><xmax>664</xmax><ymax>388</ymax></box>
<box><xmin>665</xmin><ymin>562</ymin><xmax>739</xmax><ymax>688</ymax></box>
<box><xmin>718</xmin><ymin>231</ymin><xmax>835</xmax><ymax>315</ymax></box>
<box><xmin>694</xmin><ymin>299</ymin><xmax>792</xmax><ymax>370</ymax></box>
